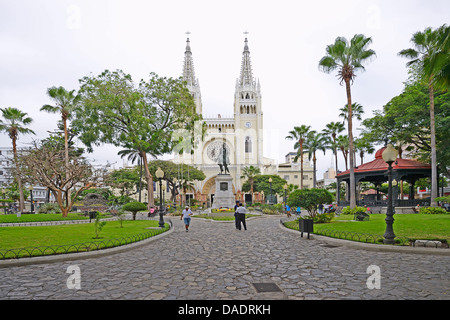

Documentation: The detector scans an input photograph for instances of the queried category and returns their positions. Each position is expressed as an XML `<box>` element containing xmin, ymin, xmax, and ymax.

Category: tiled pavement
<box><xmin>0</xmin><ymin>215</ymin><xmax>448</xmax><ymax>300</ymax></box>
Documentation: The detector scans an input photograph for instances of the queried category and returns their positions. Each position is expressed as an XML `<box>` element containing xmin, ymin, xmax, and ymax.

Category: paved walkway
<box><xmin>0</xmin><ymin>215</ymin><xmax>449</xmax><ymax>300</ymax></box>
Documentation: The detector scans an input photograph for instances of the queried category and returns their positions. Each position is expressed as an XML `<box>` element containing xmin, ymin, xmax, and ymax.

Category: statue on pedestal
<box><xmin>217</xmin><ymin>142</ymin><xmax>230</xmax><ymax>175</ymax></box>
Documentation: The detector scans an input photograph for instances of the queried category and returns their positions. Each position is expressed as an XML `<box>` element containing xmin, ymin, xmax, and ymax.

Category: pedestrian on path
<box><xmin>181</xmin><ymin>206</ymin><xmax>193</xmax><ymax>232</ymax></box>
<box><xmin>235</xmin><ymin>203</ymin><xmax>247</xmax><ymax>230</ymax></box>
<box><xmin>234</xmin><ymin>200</ymin><xmax>240</xmax><ymax>229</ymax></box>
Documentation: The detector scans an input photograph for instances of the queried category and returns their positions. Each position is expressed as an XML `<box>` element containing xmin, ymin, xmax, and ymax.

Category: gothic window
<box><xmin>246</xmin><ymin>93</ymin><xmax>250</xmax><ymax>99</ymax></box>
<box><xmin>245</xmin><ymin>137</ymin><xmax>252</xmax><ymax>153</ymax></box>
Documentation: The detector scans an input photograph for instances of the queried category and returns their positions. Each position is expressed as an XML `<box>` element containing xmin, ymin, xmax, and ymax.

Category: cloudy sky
<box><xmin>0</xmin><ymin>0</ymin><xmax>448</xmax><ymax>177</ymax></box>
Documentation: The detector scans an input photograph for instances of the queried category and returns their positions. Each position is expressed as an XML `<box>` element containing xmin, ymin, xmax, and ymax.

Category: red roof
<box><xmin>337</xmin><ymin>147</ymin><xmax>431</xmax><ymax>177</ymax></box>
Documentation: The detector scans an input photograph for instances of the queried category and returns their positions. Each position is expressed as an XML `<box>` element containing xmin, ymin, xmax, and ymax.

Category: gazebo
<box><xmin>336</xmin><ymin>147</ymin><xmax>432</xmax><ymax>210</ymax></box>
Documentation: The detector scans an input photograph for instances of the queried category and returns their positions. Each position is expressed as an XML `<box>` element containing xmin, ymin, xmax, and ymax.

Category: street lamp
<box><xmin>382</xmin><ymin>144</ymin><xmax>398</xmax><ymax>244</ymax></box>
<box><xmin>268</xmin><ymin>177</ymin><xmax>273</xmax><ymax>205</ymax></box>
<box><xmin>28</xmin><ymin>185</ymin><xmax>34</xmax><ymax>214</ymax></box>
<box><xmin>155</xmin><ymin>167</ymin><xmax>165</xmax><ymax>228</ymax></box>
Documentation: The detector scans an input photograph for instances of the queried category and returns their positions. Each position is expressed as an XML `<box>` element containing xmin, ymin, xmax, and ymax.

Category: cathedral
<box><xmin>171</xmin><ymin>34</ymin><xmax>314</xmax><ymax>206</ymax></box>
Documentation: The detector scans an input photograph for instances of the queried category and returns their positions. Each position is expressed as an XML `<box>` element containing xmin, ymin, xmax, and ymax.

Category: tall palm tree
<box><xmin>41</xmin><ymin>86</ymin><xmax>79</xmax><ymax>205</ymax></box>
<box><xmin>285</xmin><ymin>125</ymin><xmax>311</xmax><ymax>189</ymax></box>
<box><xmin>354</xmin><ymin>137</ymin><xmax>375</xmax><ymax>165</ymax></box>
<box><xmin>240</xmin><ymin>165</ymin><xmax>261</xmax><ymax>204</ymax></box>
<box><xmin>322</xmin><ymin>121</ymin><xmax>345</xmax><ymax>199</ymax></box>
<box><xmin>399</xmin><ymin>27</ymin><xmax>442</xmax><ymax>206</ymax></box>
<box><xmin>300</xmin><ymin>131</ymin><xmax>327</xmax><ymax>188</ymax></box>
<box><xmin>319</xmin><ymin>34</ymin><xmax>376</xmax><ymax>208</ymax></box>
<box><xmin>0</xmin><ymin>107</ymin><xmax>35</xmax><ymax>211</ymax></box>
<box><xmin>424</xmin><ymin>24</ymin><xmax>450</xmax><ymax>90</ymax></box>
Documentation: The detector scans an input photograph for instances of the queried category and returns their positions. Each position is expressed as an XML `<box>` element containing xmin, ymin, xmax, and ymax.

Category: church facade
<box><xmin>172</xmin><ymin>35</ymin><xmax>314</xmax><ymax>206</ymax></box>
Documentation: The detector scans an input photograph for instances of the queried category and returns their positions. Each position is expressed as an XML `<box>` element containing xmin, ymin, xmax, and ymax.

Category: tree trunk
<box><xmin>12</xmin><ymin>137</ymin><xmax>25</xmax><ymax>212</ymax></box>
<box><xmin>141</xmin><ymin>152</ymin><xmax>154</xmax><ymax>209</ymax></box>
<box><xmin>345</xmin><ymin>79</ymin><xmax>357</xmax><ymax>209</ymax></box>
<box><xmin>429</xmin><ymin>81</ymin><xmax>438</xmax><ymax>206</ymax></box>
<box><xmin>299</xmin><ymin>139</ymin><xmax>304</xmax><ymax>189</ymax></box>
<box><xmin>63</xmin><ymin>116</ymin><xmax>71</xmax><ymax>207</ymax></box>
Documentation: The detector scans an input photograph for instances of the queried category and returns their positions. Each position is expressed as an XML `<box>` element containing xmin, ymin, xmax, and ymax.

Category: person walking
<box><xmin>234</xmin><ymin>200</ymin><xmax>240</xmax><ymax>229</ymax></box>
<box><xmin>181</xmin><ymin>206</ymin><xmax>193</xmax><ymax>232</ymax></box>
<box><xmin>235</xmin><ymin>202</ymin><xmax>247</xmax><ymax>230</ymax></box>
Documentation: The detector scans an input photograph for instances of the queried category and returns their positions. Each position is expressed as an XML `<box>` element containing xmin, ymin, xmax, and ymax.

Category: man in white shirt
<box><xmin>235</xmin><ymin>203</ymin><xmax>247</xmax><ymax>230</ymax></box>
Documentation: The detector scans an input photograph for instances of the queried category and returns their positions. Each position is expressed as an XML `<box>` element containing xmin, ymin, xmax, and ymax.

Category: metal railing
<box><xmin>0</xmin><ymin>218</ymin><xmax>172</xmax><ymax>260</ymax></box>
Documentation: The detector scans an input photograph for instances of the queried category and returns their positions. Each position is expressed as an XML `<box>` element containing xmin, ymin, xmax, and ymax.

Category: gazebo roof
<box><xmin>337</xmin><ymin>147</ymin><xmax>431</xmax><ymax>177</ymax></box>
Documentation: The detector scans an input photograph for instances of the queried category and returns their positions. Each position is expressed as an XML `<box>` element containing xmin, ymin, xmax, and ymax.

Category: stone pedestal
<box><xmin>212</xmin><ymin>174</ymin><xmax>235</xmax><ymax>209</ymax></box>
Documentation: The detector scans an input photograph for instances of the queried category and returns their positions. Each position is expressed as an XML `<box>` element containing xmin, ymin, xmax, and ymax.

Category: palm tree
<box><xmin>240</xmin><ymin>165</ymin><xmax>261</xmax><ymax>204</ymax></box>
<box><xmin>285</xmin><ymin>125</ymin><xmax>311</xmax><ymax>189</ymax></box>
<box><xmin>319</xmin><ymin>34</ymin><xmax>376</xmax><ymax>208</ymax></box>
<box><xmin>41</xmin><ymin>86</ymin><xmax>79</xmax><ymax>205</ymax></box>
<box><xmin>336</xmin><ymin>135</ymin><xmax>349</xmax><ymax>171</ymax></box>
<box><xmin>300</xmin><ymin>131</ymin><xmax>327</xmax><ymax>188</ymax></box>
<box><xmin>399</xmin><ymin>27</ymin><xmax>442</xmax><ymax>206</ymax></box>
<box><xmin>339</xmin><ymin>102</ymin><xmax>365</xmax><ymax>124</ymax></box>
<box><xmin>354</xmin><ymin>137</ymin><xmax>375</xmax><ymax>165</ymax></box>
<box><xmin>322</xmin><ymin>121</ymin><xmax>345</xmax><ymax>199</ymax></box>
<box><xmin>0</xmin><ymin>107</ymin><xmax>35</xmax><ymax>211</ymax></box>
<box><xmin>424</xmin><ymin>24</ymin><xmax>450</xmax><ymax>90</ymax></box>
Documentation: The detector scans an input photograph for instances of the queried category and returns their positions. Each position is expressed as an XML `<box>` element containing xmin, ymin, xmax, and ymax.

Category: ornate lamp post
<box><xmin>382</xmin><ymin>144</ymin><xmax>398</xmax><ymax>244</ymax></box>
<box><xmin>28</xmin><ymin>185</ymin><xmax>34</xmax><ymax>214</ymax></box>
<box><xmin>269</xmin><ymin>177</ymin><xmax>273</xmax><ymax>205</ymax></box>
<box><xmin>155</xmin><ymin>167</ymin><xmax>165</xmax><ymax>228</ymax></box>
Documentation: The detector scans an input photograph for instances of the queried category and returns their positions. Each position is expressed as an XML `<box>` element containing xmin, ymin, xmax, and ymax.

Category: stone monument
<box><xmin>212</xmin><ymin>143</ymin><xmax>235</xmax><ymax>209</ymax></box>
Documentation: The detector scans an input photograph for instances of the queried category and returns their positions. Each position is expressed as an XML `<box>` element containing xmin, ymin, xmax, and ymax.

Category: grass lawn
<box><xmin>0</xmin><ymin>212</ymin><xmax>93</xmax><ymax>223</ymax></box>
<box><xmin>0</xmin><ymin>220</ymin><xmax>169</xmax><ymax>259</ymax></box>
<box><xmin>284</xmin><ymin>214</ymin><xmax>450</xmax><ymax>244</ymax></box>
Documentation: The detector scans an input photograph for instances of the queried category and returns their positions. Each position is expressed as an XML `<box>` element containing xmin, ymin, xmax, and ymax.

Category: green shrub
<box><xmin>122</xmin><ymin>201</ymin><xmax>147</xmax><ymax>220</ymax></box>
<box><xmin>341</xmin><ymin>206</ymin><xmax>367</xmax><ymax>215</ymax></box>
<box><xmin>419</xmin><ymin>207</ymin><xmax>448</xmax><ymax>214</ymax></box>
<box><xmin>314</xmin><ymin>212</ymin><xmax>335</xmax><ymax>223</ymax></box>
<box><xmin>37</xmin><ymin>203</ymin><xmax>61</xmax><ymax>214</ymax></box>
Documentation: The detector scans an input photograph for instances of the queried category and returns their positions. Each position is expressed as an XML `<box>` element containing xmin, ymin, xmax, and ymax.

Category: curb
<box><xmin>0</xmin><ymin>220</ymin><xmax>174</xmax><ymax>268</ymax></box>
<box><xmin>278</xmin><ymin>220</ymin><xmax>450</xmax><ymax>256</ymax></box>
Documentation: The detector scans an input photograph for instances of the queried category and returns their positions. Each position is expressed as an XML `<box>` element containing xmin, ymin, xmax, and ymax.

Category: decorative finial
<box><xmin>185</xmin><ymin>31</ymin><xmax>191</xmax><ymax>39</ymax></box>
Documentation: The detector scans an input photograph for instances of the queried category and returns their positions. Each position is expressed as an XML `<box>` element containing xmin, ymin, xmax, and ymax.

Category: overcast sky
<box><xmin>0</xmin><ymin>0</ymin><xmax>448</xmax><ymax>177</ymax></box>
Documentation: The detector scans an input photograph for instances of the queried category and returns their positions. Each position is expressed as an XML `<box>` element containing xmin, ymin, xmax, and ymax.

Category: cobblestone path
<box><xmin>0</xmin><ymin>216</ymin><xmax>448</xmax><ymax>300</ymax></box>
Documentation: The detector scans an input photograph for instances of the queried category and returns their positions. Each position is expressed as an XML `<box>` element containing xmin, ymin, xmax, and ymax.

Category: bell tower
<box><xmin>182</xmin><ymin>32</ymin><xmax>202</xmax><ymax>115</ymax></box>
<box><xmin>234</xmin><ymin>33</ymin><xmax>263</xmax><ymax>166</ymax></box>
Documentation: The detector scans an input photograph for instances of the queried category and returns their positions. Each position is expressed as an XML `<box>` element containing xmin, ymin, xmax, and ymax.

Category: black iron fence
<box><xmin>0</xmin><ymin>218</ymin><xmax>171</xmax><ymax>260</ymax></box>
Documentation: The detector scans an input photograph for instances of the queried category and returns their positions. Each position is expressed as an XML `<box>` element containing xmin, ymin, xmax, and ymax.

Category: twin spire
<box><xmin>182</xmin><ymin>32</ymin><xmax>256</xmax><ymax>89</ymax></box>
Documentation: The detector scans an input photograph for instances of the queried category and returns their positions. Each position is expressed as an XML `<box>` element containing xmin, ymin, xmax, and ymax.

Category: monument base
<box><xmin>212</xmin><ymin>174</ymin><xmax>235</xmax><ymax>209</ymax></box>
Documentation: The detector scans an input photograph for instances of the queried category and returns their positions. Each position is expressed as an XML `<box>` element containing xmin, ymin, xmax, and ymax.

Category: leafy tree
<box><xmin>287</xmin><ymin>188</ymin><xmax>334</xmax><ymax>218</ymax></box>
<box><xmin>240</xmin><ymin>165</ymin><xmax>261</xmax><ymax>202</ymax></box>
<box><xmin>73</xmin><ymin>70</ymin><xmax>202</xmax><ymax>209</ymax></box>
<box><xmin>423</xmin><ymin>24</ymin><xmax>450</xmax><ymax>90</ymax></box>
<box><xmin>319</xmin><ymin>34</ymin><xmax>376</xmax><ymax>208</ymax></box>
<box><xmin>0</xmin><ymin>107</ymin><xmax>35</xmax><ymax>211</ymax></box>
<box><xmin>122</xmin><ymin>201</ymin><xmax>147</xmax><ymax>220</ymax></box>
<box><xmin>285</xmin><ymin>125</ymin><xmax>311</xmax><ymax>189</ymax></box>
<box><xmin>242</xmin><ymin>175</ymin><xmax>287</xmax><ymax>202</ymax></box>
<box><xmin>17</xmin><ymin>140</ymin><xmax>101</xmax><ymax>217</ymax></box>
<box><xmin>399</xmin><ymin>26</ymin><xmax>447</xmax><ymax>206</ymax></box>
<box><xmin>147</xmin><ymin>160</ymin><xmax>205</xmax><ymax>205</ymax></box>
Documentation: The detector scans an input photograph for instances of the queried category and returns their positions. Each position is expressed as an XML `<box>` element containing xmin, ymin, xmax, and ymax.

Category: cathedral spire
<box><xmin>239</xmin><ymin>32</ymin><xmax>254</xmax><ymax>87</ymax></box>
<box><xmin>183</xmin><ymin>32</ymin><xmax>196</xmax><ymax>87</ymax></box>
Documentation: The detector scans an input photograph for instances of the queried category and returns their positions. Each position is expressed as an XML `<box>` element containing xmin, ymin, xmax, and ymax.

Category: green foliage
<box><xmin>37</xmin><ymin>203</ymin><xmax>61</xmax><ymax>214</ymax></box>
<box><xmin>436</xmin><ymin>195</ymin><xmax>450</xmax><ymax>203</ymax></box>
<box><xmin>242</xmin><ymin>174</ymin><xmax>287</xmax><ymax>197</ymax></box>
<box><xmin>419</xmin><ymin>207</ymin><xmax>448</xmax><ymax>214</ymax></box>
<box><xmin>313</xmin><ymin>212</ymin><xmax>335</xmax><ymax>223</ymax></box>
<box><xmin>122</xmin><ymin>201</ymin><xmax>147</xmax><ymax>220</ymax></box>
<box><xmin>287</xmin><ymin>188</ymin><xmax>334</xmax><ymax>218</ymax></box>
<box><xmin>341</xmin><ymin>206</ymin><xmax>367</xmax><ymax>215</ymax></box>
<box><xmin>93</xmin><ymin>213</ymin><xmax>107</xmax><ymax>239</ymax></box>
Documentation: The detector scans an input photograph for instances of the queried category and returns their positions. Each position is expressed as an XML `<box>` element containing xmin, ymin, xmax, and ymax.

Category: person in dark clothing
<box><xmin>234</xmin><ymin>201</ymin><xmax>240</xmax><ymax>229</ymax></box>
<box><xmin>235</xmin><ymin>203</ymin><xmax>247</xmax><ymax>230</ymax></box>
